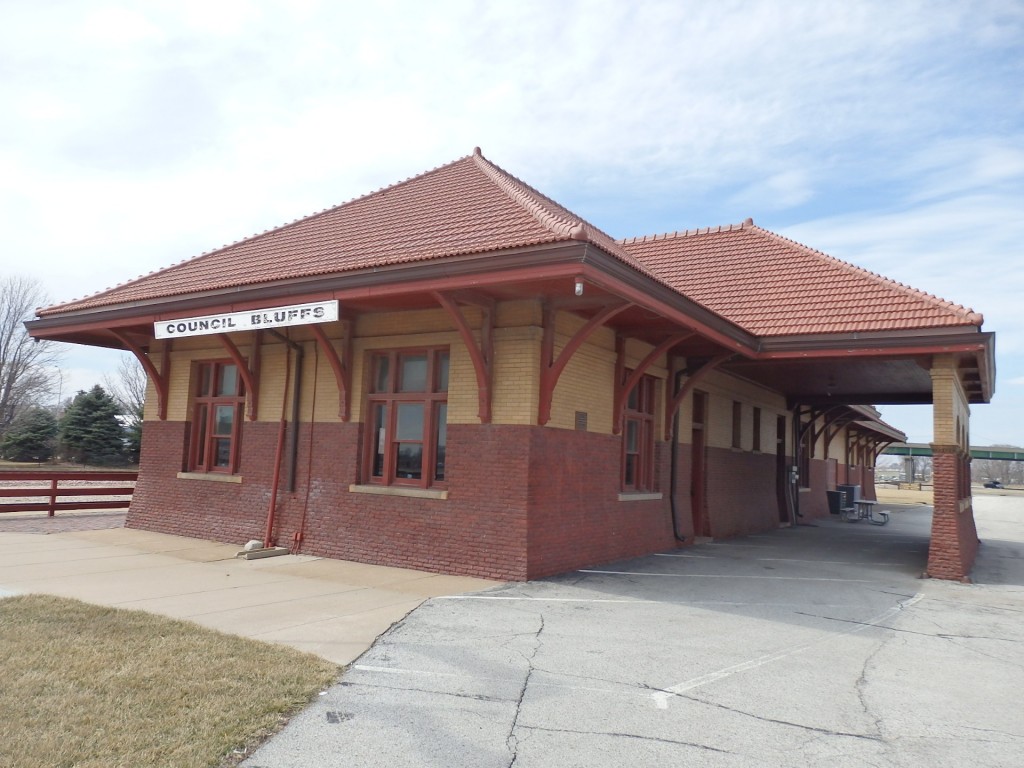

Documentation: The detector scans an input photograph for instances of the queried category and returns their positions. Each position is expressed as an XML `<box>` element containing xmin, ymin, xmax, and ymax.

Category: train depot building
<box><xmin>27</xmin><ymin>150</ymin><xmax>995</xmax><ymax>581</ymax></box>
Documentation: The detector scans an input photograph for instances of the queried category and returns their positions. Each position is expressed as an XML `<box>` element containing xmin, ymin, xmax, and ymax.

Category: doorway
<box><xmin>776</xmin><ymin>415</ymin><xmax>789</xmax><ymax>523</ymax></box>
<box><xmin>690</xmin><ymin>391</ymin><xmax>708</xmax><ymax>537</ymax></box>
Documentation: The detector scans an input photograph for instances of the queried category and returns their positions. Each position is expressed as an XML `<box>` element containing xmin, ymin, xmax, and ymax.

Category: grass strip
<box><xmin>0</xmin><ymin>594</ymin><xmax>340</xmax><ymax>767</ymax></box>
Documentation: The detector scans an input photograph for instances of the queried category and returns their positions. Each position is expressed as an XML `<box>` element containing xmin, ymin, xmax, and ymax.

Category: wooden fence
<box><xmin>0</xmin><ymin>471</ymin><xmax>138</xmax><ymax>516</ymax></box>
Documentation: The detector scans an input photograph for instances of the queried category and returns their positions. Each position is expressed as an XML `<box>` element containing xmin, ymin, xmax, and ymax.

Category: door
<box><xmin>690</xmin><ymin>391</ymin><xmax>708</xmax><ymax>537</ymax></box>
<box><xmin>776</xmin><ymin>415</ymin><xmax>789</xmax><ymax>523</ymax></box>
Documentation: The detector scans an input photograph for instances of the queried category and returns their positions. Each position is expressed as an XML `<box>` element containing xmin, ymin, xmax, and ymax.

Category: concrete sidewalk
<box><xmin>0</xmin><ymin>527</ymin><xmax>497</xmax><ymax>665</ymax></box>
<box><xmin>242</xmin><ymin>498</ymin><xmax>1024</xmax><ymax>767</ymax></box>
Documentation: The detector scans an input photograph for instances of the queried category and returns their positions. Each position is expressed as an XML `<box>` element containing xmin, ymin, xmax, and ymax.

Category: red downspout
<box><xmin>264</xmin><ymin>346</ymin><xmax>292</xmax><ymax>548</ymax></box>
<box><xmin>293</xmin><ymin>343</ymin><xmax>319</xmax><ymax>550</ymax></box>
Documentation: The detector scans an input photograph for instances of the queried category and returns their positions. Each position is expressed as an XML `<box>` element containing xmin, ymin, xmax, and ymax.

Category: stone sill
<box><xmin>617</xmin><ymin>492</ymin><xmax>664</xmax><ymax>502</ymax></box>
<box><xmin>176</xmin><ymin>471</ymin><xmax>242</xmax><ymax>484</ymax></box>
<box><xmin>349</xmin><ymin>484</ymin><xmax>448</xmax><ymax>500</ymax></box>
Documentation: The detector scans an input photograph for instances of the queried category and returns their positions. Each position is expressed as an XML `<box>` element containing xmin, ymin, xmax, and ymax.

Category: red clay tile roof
<box><xmin>38</xmin><ymin>153</ymin><xmax>983</xmax><ymax>341</ymax></box>
<box><xmin>38</xmin><ymin>149</ymin><xmax>649</xmax><ymax>316</ymax></box>
<box><xmin>620</xmin><ymin>220</ymin><xmax>983</xmax><ymax>336</ymax></box>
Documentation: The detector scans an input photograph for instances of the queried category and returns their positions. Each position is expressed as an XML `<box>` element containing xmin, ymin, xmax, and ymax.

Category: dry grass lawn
<box><xmin>0</xmin><ymin>594</ymin><xmax>339</xmax><ymax>768</ymax></box>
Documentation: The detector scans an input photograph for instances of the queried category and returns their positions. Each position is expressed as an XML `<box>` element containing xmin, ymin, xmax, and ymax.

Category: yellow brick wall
<box><xmin>931</xmin><ymin>354</ymin><xmax>970</xmax><ymax>447</ymax></box>
<box><xmin>685</xmin><ymin>369</ymin><xmax>788</xmax><ymax>454</ymax></box>
<box><xmin>146</xmin><ymin>338</ymin><xmax>262</xmax><ymax>422</ymax></box>
<box><xmin>142</xmin><ymin>304</ymin><xmax>795</xmax><ymax>450</ymax></box>
<box><xmin>491</xmin><ymin>327</ymin><xmax>541</xmax><ymax>425</ymax></box>
<box><xmin>543</xmin><ymin>312</ymin><xmax>669</xmax><ymax>436</ymax></box>
<box><xmin>827</xmin><ymin>428</ymin><xmax>847</xmax><ymax>461</ymax></box>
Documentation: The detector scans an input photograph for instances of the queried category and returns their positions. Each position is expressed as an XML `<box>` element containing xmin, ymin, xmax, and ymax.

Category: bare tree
<box><xmin>103</xmin><ymin>353</ymin><xmax>146</xmax><ymax>462</ymax></box>
<box><xmin>0</xmin><ymin>276</ymin><xmax>61</xmax><ymax>434</ymax></box>
<box><xmin>103</xmin><ymin>354</ymin><xmax>146</xmax><ymax>425</ymax></box>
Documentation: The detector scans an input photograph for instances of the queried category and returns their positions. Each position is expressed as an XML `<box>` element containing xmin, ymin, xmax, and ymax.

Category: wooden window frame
<box><xmin>363</xmin><ymin>347</ymin><xmax>449</xmax><ymax>489</ymax></box>
<box><xmin>752</xmin><ymin>406</ymin><xmax>762</xmax><ymax>452</ymax></box>
<box><xmin>622</xmin><ymin>374</ymin><xmax>656</xmax><ymax>493</ymax></box>
<box><xmin>188</xmin><ymin>359</ymin><xmax>245</xmax><ymax>474</ymax></box>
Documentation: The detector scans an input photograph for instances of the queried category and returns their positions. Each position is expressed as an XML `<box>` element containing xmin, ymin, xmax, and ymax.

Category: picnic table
<box><xmin>842</xmin><ymin>498</ymin><xmax>890</xmax><ymax>525</ymax></box>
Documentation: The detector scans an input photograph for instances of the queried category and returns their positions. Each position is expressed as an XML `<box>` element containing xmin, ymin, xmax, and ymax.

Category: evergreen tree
<box><xmin>59</xmin><ymin>385</ymin><xmax>127</xmax><ymax>466</ymax></box>
<box><xmin>0</xmin><ymin>407</ymin><xmax>58</xmax><ymax>462</ymax></box>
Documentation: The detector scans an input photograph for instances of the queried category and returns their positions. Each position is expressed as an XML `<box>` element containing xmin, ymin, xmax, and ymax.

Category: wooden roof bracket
<box><xmin>823</xmin><ymin>413</ymin><xmax>856</xmax><ymax>455</ymax></box>
<box><xmin>664</xmin><ymin>352</ymin><xmax>732</xmax><ymax>439</ymax></box>
<box><xmin>873</xmin><ymin>440</ymin><xmax>896</xmax><ymax>463</ymax></box>
<box><xmin>539</xmin><ymin>300</ymin><xmax>631</xmax><ymax>425</ymax></box>
<box><xmin>310</xmin><ymin>321</ymin><xmax>352</xmax><ymax>421</ymax></box>
<box><xmin>812</xmin><ymin>406</ymin><xmax>849</xmax><ymax>453</ymax></box>
<box><xmin>434</xmin><ymin>291</ymin><xmax>494</xmax><ymax>423</ymax></box>
<box><xmin>217</xmin><ymin>332</ymin><xmax>260</xmax><ymax>421</ymax></box>
<box><xmin>110</xmin><ymin>330</ymin><xmax>170</xmax><ymax>421</ymax></box>
<box><xmin>613</xmin><ymin>332</ymin><xmax>694</xmax><ymax>435</ymax></box>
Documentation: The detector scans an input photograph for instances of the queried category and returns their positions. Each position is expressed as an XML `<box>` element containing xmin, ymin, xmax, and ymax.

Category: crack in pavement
<box><xmin>855</xmin><ymin>634</ymin><xmax>890</xmax><ymax>741</ymax></box>
<box><xmin>517</xmin><ymin>724</ymin><xmax>733</xmax><ymax>754</ymax></box>
<box><xmin>505</xmin><ymin>613</ymin><xmax>544</xmax><ymax>768</ymax></box>
<box><xmin>336</xmin><ymin>679</ymin><xmax>513</xmax><ymax>703</ymax></box>
<box><xmin>680</xmin><ymin>694</ymin><xmax>885</xmax><ymax>743</ymax></box>
<box><xmin>794</xmin><ymin>610</ymin><xmax>1019</xmax><ymax>642</ymax></box>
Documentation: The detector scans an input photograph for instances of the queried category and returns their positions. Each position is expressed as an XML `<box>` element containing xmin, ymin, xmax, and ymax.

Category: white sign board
<box><xmin>154</xmin><ymin>300</ymin><xmax>339</xmax><ymax>339</ymax></box>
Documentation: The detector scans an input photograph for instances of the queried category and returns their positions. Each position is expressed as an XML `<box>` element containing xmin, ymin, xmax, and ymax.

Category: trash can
<box><xmin>837</xmin><ymin>484</ymin><xmax>859</xmax><ymax>510</ymax></box>
<box><xmin>827</xmin><ymin>490</ymin><xmax>843</xmax><ymax>515</ymax></box>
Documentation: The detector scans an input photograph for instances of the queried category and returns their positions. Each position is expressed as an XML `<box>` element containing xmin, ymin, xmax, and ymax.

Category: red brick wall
<box><xmin>797</xmin><ymin>458</ymin><xmax>831</xmax><ymax>519</ymax></box>
<box><xmin>671</xmin><ymin>442</ymin><xmax>694</xmax><ymax>539</ymax></box>
<box><xmin>703</xmin><ymin>447</ymin><xmax>780</xmax><ymax>537</ymax></box>
<box><xmin>131</xmin><ymin>419</ymin><xmax>822</xmax><ymax>581</ymax></box>
<box><xmin>927</xmin><ymin>448</ymin><xmax>978</xmax><ymax>580</ymax></box>
<box><xmin>524</xmin><ymin>429</ymin><xmax>676</xmax><ymax>579</ymax></box>
<box><xmin>129</xmin><ymin>420</ymin><xmax>531</xmax><ymax>580</ymax></box>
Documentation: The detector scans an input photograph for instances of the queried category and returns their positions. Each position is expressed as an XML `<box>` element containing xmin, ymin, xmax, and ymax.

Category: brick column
<box><xmin>926</xmin><ymin>356</ymin><xmax>979</xmax><ymax>581</ymax></box>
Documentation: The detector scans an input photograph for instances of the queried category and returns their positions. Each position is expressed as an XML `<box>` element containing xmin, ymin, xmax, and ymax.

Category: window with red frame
<box><xmin>365</xmin><ymin>348</ymin><xmax>449</xmax><ymax>488</ymax></box>
<box><xmin>622</xmin><ymin>374</ymin><xmax>656</xmax><ymax>492</ymax></box>
<box><xmin>189</xmin><ymin>360</ymin><xmax>245</xmax><ymax>473</ymax></box>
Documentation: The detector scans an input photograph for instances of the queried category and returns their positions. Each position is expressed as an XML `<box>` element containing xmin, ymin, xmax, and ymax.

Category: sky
<box><xmin>2</xmin><ymin>0</ymin><xmax>1022</xmax><ymax>446</ymax></box>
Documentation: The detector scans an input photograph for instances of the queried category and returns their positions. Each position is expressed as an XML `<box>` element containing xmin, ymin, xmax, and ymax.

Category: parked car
<box><xmin>983</xmin><ymin>480</ymin><xmax>1003</xmax><ymax>489</ymax></box>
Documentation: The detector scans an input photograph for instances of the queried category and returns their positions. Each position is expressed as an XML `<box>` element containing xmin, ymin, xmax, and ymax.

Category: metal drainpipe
<box><xmin>264</xmin><ymin>345</ymin><xmax>292</xmax><ymax>548</ymax></box>
<box><xmin>668</xmin><ymin>368</ymin><xmax>687</xmax><ymax>543</ymax></box>
<box><xmin>266</xmin><ymin>329</ymin><xmax>304</xmax><ymax>493</ymax></box>
<box><xmin>286</xmin><ymin>341</ymin><xmax>304</xmax><ymax>493</ymax></box>
<box><xmin>791</xmin><ymin>406</ymin><xmax>802</xmax><ymax>519</ymax></box>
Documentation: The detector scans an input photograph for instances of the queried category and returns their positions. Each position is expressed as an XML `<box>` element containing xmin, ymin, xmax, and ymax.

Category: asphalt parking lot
<box><xmin>245</xmin><ymin>497</ymin><xmax>1024</xmax><ymax>768</ymax></box>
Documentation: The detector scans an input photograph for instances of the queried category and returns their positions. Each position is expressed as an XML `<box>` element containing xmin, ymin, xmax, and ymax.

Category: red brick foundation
<box><xmin>129</xmin><ymin>418</ymin><xmax>872</xmax><ymax>580</ymax></box>
<box><xmin>927</xmin><ymin>448</ymin><xmax>978</xmax><ymax>581</ymax></box>
<box><xmin>703</xmin><ymin>447</ymin><xmax>780</xmax><ymax>537</ymax></box>
<box><xmin>524</xmin><ymin>429</ymin><xmax>676</xmax><ymax>579</ymax></box>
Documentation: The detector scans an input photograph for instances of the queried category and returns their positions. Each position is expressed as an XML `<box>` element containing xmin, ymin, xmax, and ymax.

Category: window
<box><xmin>732</xmin><ymin>401</ymin><xmax>743</xmax><ymax>449</ymax></box>
<box><xmin>622</xmin><ymin>375</ymin><xmax>656</xmax><ymax>492</ymax></box>
<box><xmin>189</xmin><ymin>360</ymin><xmax>245</xmax><ymax>473</ymax></box>
<box><xmin>365</xmin><ymin>348</ymin><xmax>449</xmax><ymax>488</ymax></box>
<box><xmin>752</xmin><ymin>407</ymin><xmax>761</xmax><ymax>452</ymax></box>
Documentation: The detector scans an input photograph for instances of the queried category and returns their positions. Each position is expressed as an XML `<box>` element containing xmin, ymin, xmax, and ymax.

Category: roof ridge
<box><xmin>750</xmin><ymin>224</ymin><xmax>985</xmax><ymax>326</ymax></box>
<box><xmin>471</xmin><ymin>148</ymin><xmax>588</xmax><ymax>241</ymax></box>
<box><xmin>619</xmin><ymin>218</ymin><xmax>755</xmax><ymax>245</ymax></box>
<box><xmin>44</xmin><ymin>154</ymin><xmax>479</xmax><ymax>312</ymax></box>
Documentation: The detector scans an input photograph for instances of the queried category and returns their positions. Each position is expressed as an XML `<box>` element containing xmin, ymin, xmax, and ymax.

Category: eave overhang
<box><xmin>26</xmin><ymin>241</ymin><xmax>997</xmax><ymax>409</ymax></box>
<box><xmin>26</xmin><ymin>241</ymin><xmax>759</xmax><ymax>357</ymax></box>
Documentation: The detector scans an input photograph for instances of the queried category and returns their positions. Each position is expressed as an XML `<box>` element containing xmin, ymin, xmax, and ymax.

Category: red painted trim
<box><xmin>216</xmin><ymin>333</ymin><xmax>259</xmax><ymax>421</ymax></box>
<box><xmin>433</xmin><ymin>291</ymin><xmax>493</xmax><ymax>423</ymax></box>
<box><xmin>614</xmin><ymin>332</ymin><xmax>693</xmax><ymax>435</ymax></box>
<box><xmin>757</xmin><ymin>342</ymin><xmax>989</xmax><ymax>360</ymax></box>
<box><xmin>539</xmin><ymin>301</ymin><xmax>631</xmax><ymax>425</ymax></box>
<box><xmin>110</xmin><ymin>330</ymin><xmax>169</xmax><ymax>421</ymax></box>
<box><xmin>310</xmin><ymin>322</ymin><xmax>352</xmax><ymax>420</ymax></box>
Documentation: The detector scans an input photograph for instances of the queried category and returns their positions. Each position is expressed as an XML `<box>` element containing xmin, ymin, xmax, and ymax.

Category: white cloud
<box><xmin>1</xmin><ymin>0</ymin><xmax>1021</xmax><ymax>440</ymax></box>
